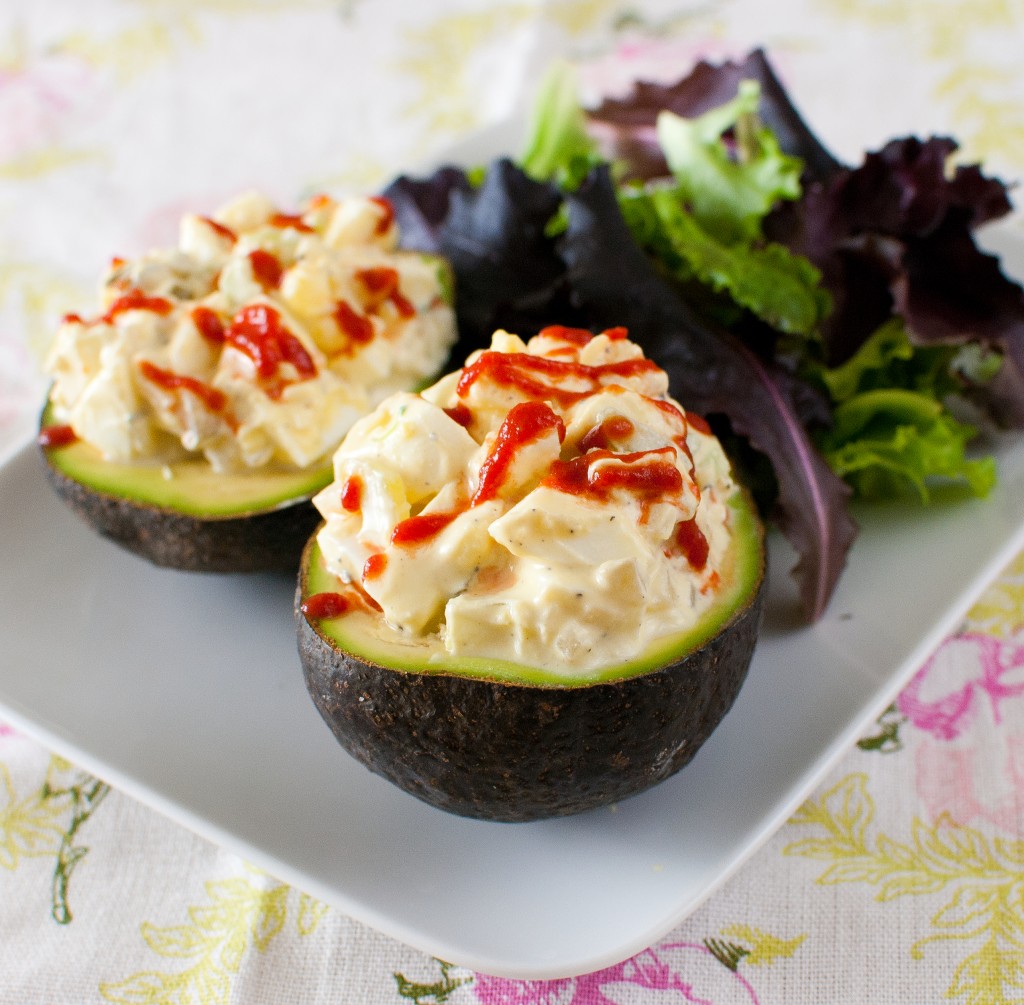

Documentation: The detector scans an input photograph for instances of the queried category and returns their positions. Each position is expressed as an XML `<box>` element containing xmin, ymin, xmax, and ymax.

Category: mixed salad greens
<box><xmin>382</xmin><ymin>49</ymin><xmax>1024</xmax><ymax>620</ymax></box>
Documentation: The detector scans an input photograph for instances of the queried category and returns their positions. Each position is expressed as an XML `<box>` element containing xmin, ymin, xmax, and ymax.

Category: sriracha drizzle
<box><xmin>355</xmin><ymin>267</ymin><xmax>415</xmax><ymax>318</ymax></box>
<box><xmin>368</xmin><ymin>196</ymin><xmax>395</xmax><ymax>234</ymax></box>
<box><xmin>224</xmin><ymin>303</ymin><xmax>317</xmax><ymax>398</ymax></box>
<box><xmin>137</xmin><ymin>360</ymin><xmax>230</xmax><ymax>418</ymax></box>
<box><xmin>580</xmin><ymin>415</ymin><xmax>635</xmax><ymax>452</ymax></box>
<box><xmin>191</xmin><ymin>305</ymin><xmax>225</xmax><ymax>343</ymax></box>
<box><xmin>391</xmin><ymin>511</ymin><xmax>459</xmax><ymax>546</ymax></box>
<box><xmin>38</xmin><ymin>424</ymin><xmax>78</xmax><ymax>448</ymax></box>
<box><xmin>248</xmin><ymin>249</ymin><xmax>284</xmax><ymax>290</ymax></box>
<box><xmin>363</xmin><ymin>552</ymin><xmax>388</xmax><ymax>580</ymax></box>
<box><xmin>198</xmin><ymin>217</ymin><xmax>238</xmax><ymax>243</ymax></box>
<box><xmin>456</xmin><ymin>351</ymin><xmax>659</xmax><ymax>408</ymax></box>
<box><xmin>472</xmin><ymin>401</ymin><xmax>566</xmax><ymax>505</ymax></box>
<box><xmin>62</xmin><ymin>289</ymin><xmax>175</xmax><ymax>327</ymax></box>
<box><xmin>302</xmin><ymin>585</ymin><xmax>380</xmax><ymax>619</ymax></box>
<box><xmin>334</xmin><ymin>300</ymin><xmax>374</xmax><ymax>345</ymax></box>
<box><xmin>675</xmin><ymin>517</ymin><xmax>710</xmax><ymax>570</ymax></box>
<box><xmin>543</xmin><ymin>447</ymin><xmax>684</xmax><ymax>523</ymax></box>
<box><xmin>340</xmin><ymin>476</ymin><xmax>363</xmax><ymax>513</ymax></box>
<box><xmin>269</xmin><ymin>212</ymin><xmax>313</xmax><ymax>233</ymax></box>
<box><xmin>301</xmin><ymin>592</ymin><xmax>350</xmax><ymax>619</ymax></box>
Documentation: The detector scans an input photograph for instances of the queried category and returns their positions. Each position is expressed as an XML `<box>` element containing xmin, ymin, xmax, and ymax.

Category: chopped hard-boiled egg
<box><xmin>45</xmin><ymin>191</ymin><xmax>457</xmax><ymax>472</ymax></box>
<box><xmin>313</xmin><ymin>325</ymin><xmax>739</xmax><ymax>674</ymax></box>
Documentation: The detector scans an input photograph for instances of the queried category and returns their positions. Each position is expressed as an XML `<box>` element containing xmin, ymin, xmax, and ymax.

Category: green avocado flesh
<box><xmin>40</xmin><ymin>402</ymin><xmax>332</xmax><ymax>572</ymax></box>
<box><xmin>40</xmin><ymin>409</ymin><xmax>331</xmax><ymax>518</ymax></box>
<box><xmin>301</xmin><ymin>487</ymin><xmax>763</xmax><ymax>687</ymax></box>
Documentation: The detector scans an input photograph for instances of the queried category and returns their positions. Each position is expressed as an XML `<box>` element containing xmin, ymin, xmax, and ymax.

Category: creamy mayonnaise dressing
<box><xmin>45</xmin><ymin>191</ymin><xmax>456</xmax><ymax>472</ymax></box>
<box><xmin>313</xmin><ymin>326</ymin><xmax>739</xmax><ymax>675</ymax></box>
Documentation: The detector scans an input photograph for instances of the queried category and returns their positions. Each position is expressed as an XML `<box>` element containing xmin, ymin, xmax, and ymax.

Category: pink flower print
<box><xmin>903</xmin><ymin>634</ymin><xmax>1024</xmax><ymax>833</ymax></box>
<box><xmin>474</xmin><ymin>943</ymin><xmax>760</xmax><ymax>1005</ymax></box>
<box><xmin>897</xmin><ymin>634</ymin><xmax>1024</xmax><ymax>740</ymax></box>
<box><xmin>577</xmin><ymin>36</ymin><xmax>745</xmax><ymax>102</ymax></box>
<box><xmin>471</xmin><ymin>977</ymin><xmax>576</xmax><ymax>1005</ymax></box>
<box><xmin>915</xmin><ymin>734</ymin><xmax>1024</xmax><ymax>835</ymax></box>
<box><xmin>0</xmin><ymin>721</ymin><xmax>19</xmax><ymax>740</ymax></box>
<box><xmin>0</xmin><ymin>49</ymin><xmax>97</xmax><ymax>162</ymax></box>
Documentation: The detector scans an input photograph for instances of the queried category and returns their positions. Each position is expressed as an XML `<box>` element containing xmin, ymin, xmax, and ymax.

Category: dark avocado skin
<box><xmin>41</xmin><ymin>449</ymin><xmax>321</xmax><ymax>573</ymax></box>
<box><xmin>296</xmin><ymin>554</ymin><xmax>766</xmax><ymax>822</ymax></box>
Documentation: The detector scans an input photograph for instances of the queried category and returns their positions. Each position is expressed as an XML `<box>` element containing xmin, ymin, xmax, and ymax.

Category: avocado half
<box><xmin>39</xmin><ymin>403</ymin><xmax>330</xmax><ymax>573</ymax></box>
<box><xmin>296</xmin><ymin>488</ymin><xmax>765</xmax><ymax>822</ymax></box>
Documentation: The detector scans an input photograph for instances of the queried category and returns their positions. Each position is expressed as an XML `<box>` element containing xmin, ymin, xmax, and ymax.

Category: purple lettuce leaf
<box><xmin>385</xmin><ymin>159</ymin><xmax>570</xmax><ymax>355</ymax></box>
<box><xmin>764</xmin><ymin>136</ymin><xmax>1024</xmax><ymax>422</ymax></box>
<box><xmin>559</xmin><ymin>168</ymin><xmax>857</xmax><ymax>620</ymax></box>
<box><xmin>585</xmin><ymin>54</ymin><xmax>1024</xmax><ymax>423</ymax></box>
<box><xmin>586</xmin><ymin>48</ymin><xmax>843</xmax><ymax>184</ymax></box>
<box><xmin>383</xmin><ymin>166</ymin><xmax>471</xmax><ymax>254</ymax></box>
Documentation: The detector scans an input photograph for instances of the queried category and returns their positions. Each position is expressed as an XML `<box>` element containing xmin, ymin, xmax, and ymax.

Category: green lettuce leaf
<box><xmin>811</xmin><ymin>319</ymin><xmax>996</xmax><ymax>501</ymax></box>
<box><xmin>819</xmin><ymin>387</ymin><xmax>995</xmax><ymax>502</ymax></box>
<box><xmin>817</xmin><ymin>318</ymin><xmax>960</xmax><ymax>402</ymax></box>
<box><xmin>620</xmin><ymin>184</ymin><xmax>829</xmax><ymax>335</ymax></box>
<box><xmin>656</xmin><ymin>79</ymin><xmax>802</xmax><ymax>245</ymax></box>
<box><xmin>520</xmin><ymin>61</ymin><xmax>601</xmax><ymax>190</ymax></box>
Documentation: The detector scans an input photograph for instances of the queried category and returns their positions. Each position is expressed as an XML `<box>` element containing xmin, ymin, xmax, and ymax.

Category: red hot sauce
<box><xmin>38</xmin><ymin>425</ymin><xmax>78</xmax><ymax>448</ymax></box>
<box><xmin>472</xmin><ymin>401</ymin><xmax>566</xmax><ymax>506</ymax></box>
<box><xmin>674</xmin><ymin>517</ymin><xmax>710</xmax><ymax>570</ymax></box>
<box><xmin>191</xmin><ymin>306</ymin><xmax>225</xmax><ymax>343</ymax></box>
<box><xmin>248</xmin><ymin>249</ymin><xmax>284</xmax><ymax>291</ymax></box>
<box><xmin>334</xmin><ymin>300</ymin><xmax>375</xmax><ymax>347</ymax></box>
<box><xmin>137</xmin><ymin>360</ymin><xmax>230</xmax><ymax>418</ymax></box>
<box><xmin>368</xmin><ymin>196</ymin><xmax>395</xmax><ymax>235</ymax></box>
<box><xmin>543</xmin><ymin>447</ymin><xmax>683</xmax><ymax>524</ymax></box>
<box><xmin>456</xmin><ymin>351</ymin><xmax>659</xmax><ymax>409</ymax></box>
<box><xmin>224</xmin><ymin>303</ymin><xmax>317</xmax><ymax>398</ymax></box>
<box><xmin>340</xmin><ymin>476</ymin><xmax>363</xmax><ymax>513</ymax></box>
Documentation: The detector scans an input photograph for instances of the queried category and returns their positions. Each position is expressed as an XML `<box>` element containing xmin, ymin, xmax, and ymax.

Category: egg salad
<box><xmin>45</xmin><ymin>191</ymin><xmax>456</xmax><ymax>473</ymax></box>
<box><xmin>312</xmin><ymin>325</ymin><xmax>741</xmax><ymax>675</ymax></box>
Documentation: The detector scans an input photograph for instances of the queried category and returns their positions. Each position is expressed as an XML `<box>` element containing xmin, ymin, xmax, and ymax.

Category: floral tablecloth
<box><xmin>3</xmin><ymin>2</ymin><xmax>1024</xmax><ymax>1002</ymax></box>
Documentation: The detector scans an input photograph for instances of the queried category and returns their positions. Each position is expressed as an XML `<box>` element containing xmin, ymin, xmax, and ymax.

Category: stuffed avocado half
<box><xmin>39</xmin><ymin>191</ymin><xmax>456</xmax><ymax>572</ymax></box>
<box><xmin>297</xmin><ymin>324</ymin><xmax>765</xmax><ymax>821</ymax></box>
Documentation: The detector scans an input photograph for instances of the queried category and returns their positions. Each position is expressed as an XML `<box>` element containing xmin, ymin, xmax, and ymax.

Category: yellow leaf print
<box><xmin>56</xmin><ymin>23</ymin><xmax>182</xmax><ymax>84</ymax></box>
<box><xmin>785</xmin><ymin>772</ymin><xmax>1024</xmax><ymax>1005</ymax></box>
<box><xmin>964</xmin><ymin>550</ymin><xmax>1024</xmax><ymax>638</ymax></box>
<box><xmin>785</xmin><ymin>772</ymin><xmax>875</xmax><ymax>862</ymax></box>
<box><xmin>817</xmin><ymin>0</ymin><xmax>1024</xmax><ymax>168</ymax></box>
<box><xmin>0</xmin><ymin>147</ymin><xmax>107</xmax><ymax>181</ymax></box>
<box><xmin>296</xmin><ymin>892</ymin><xmax>328</xmax><ymax>936</ymax></box>
<box><xmin>396</xmin><ymin>4</ymin><xmax>537</xmax><ymax>137</ymax></box>
<box><xmin>101</xmin><ymin>867</ymin><xmax>326</xmax><ymax>1005</ymax></box>
<box><xmin>251</xmin><ymin>884</ymin><xmax>287</xmax><ymax>952</ymax></box>
<box><xmin>52</xmin><ymin>1</ymin><xmax>332</xmax><ymax>86</ymax></box>
<box><xmin>395</xmin><ymin>0</ymin><xmax>614</xmax><ymax>140</ymax></box>
<box><xmin>0</xmin><ymin>258</ymin><xmax>91</xmax><ymax>364</ymax></box>
<box><xmin>545</xmin><ymin>0</ymin><xmax>616</xmax><ymax>34</ymax></box>
<box><xmin>0</xmin><ymin>26</ymin><xmax>105</xmax><ymax>179</ymax></box>
<box><xmin>127</xmin><ymin>0</ymin><xmax>331</xmax><ymax>13</ymax></box>
<box><xmin>717</xmin><ymin>924</ymin><xmax>807</xmax><ymax>967</ymax></box>
<box><xmin>0</xmin><ymin>761</ymin><xmax>65</xmax><ymax>871</ymax></box>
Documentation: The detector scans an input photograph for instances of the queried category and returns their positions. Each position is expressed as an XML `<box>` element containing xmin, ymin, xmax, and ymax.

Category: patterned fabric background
<box><xmin>2</xmin><ymin>1</ymin><xmax>1024</xmax><ymax>1002</ymax></box>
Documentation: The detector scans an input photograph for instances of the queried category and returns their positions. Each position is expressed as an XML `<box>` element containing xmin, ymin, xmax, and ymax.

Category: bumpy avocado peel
<box><xmin>39</xmin><ymin>405</ymin><xmax>329</xmax><ymax>573</ymax></box>
<box><xmin>296</xmin><ymin>492</ymin><xmax>766</xmax><ymax>823</ymax></box>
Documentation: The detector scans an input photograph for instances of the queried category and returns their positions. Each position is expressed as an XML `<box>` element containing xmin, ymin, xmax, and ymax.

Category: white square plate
<box><xmin>2</xmin><ymin>151</ymin><xmax>1023</xmax><ymax>978</ymax></box>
